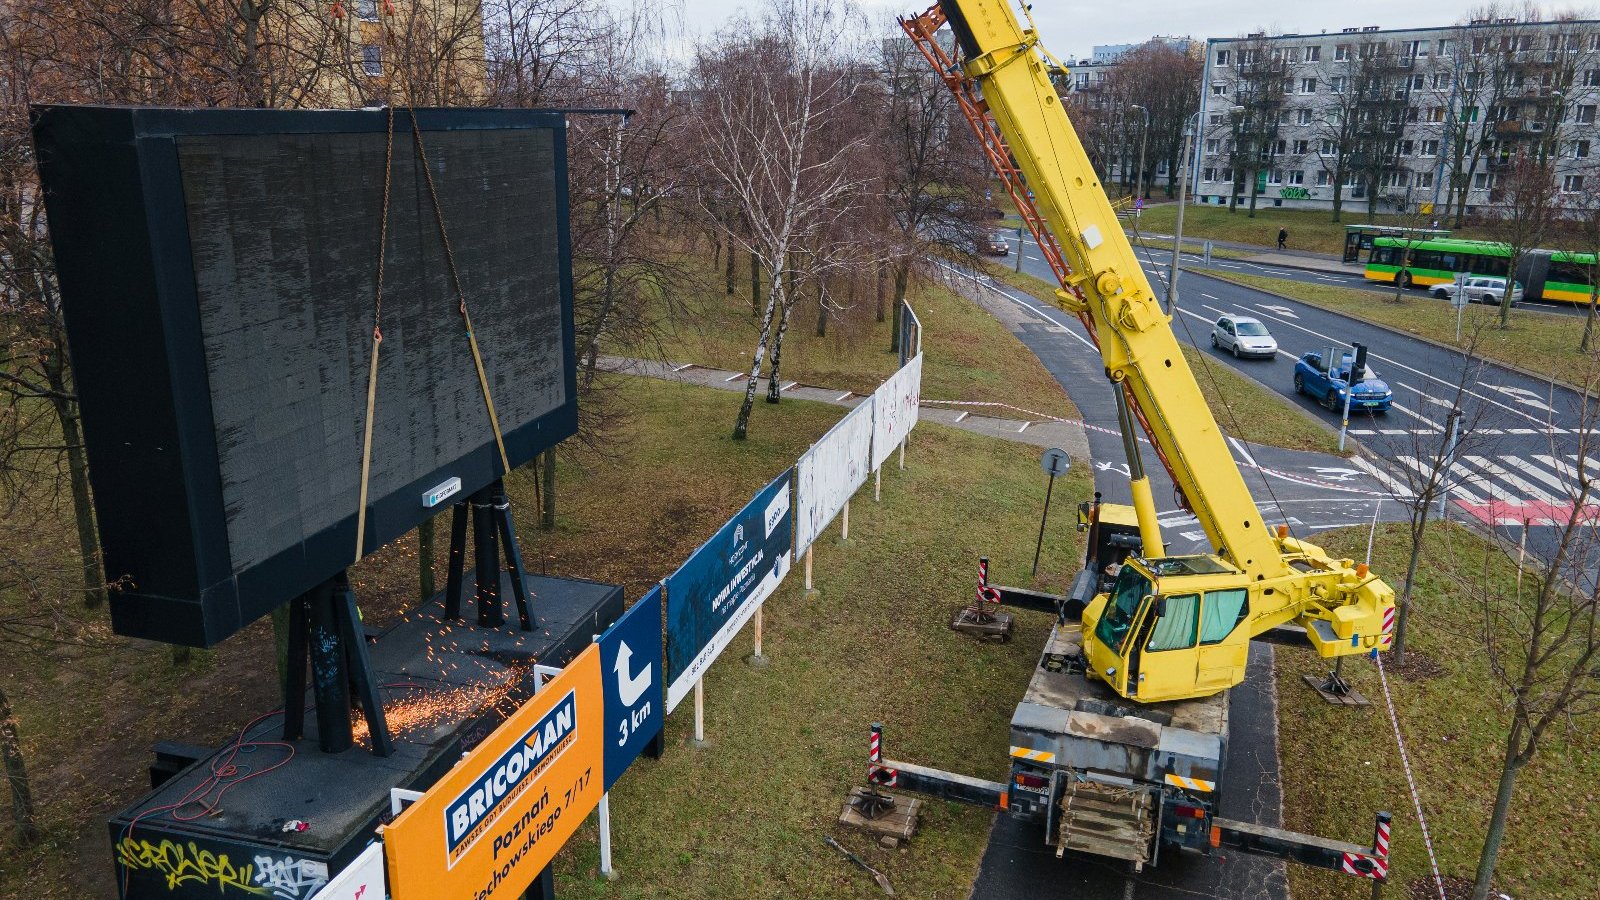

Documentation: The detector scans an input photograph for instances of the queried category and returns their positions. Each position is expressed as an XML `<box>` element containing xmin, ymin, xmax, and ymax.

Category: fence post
<box><xmin>692</xmin><ymin>678</ymin><xmax>707</xmax><ymax>747</ymax></box>
<box><xmin>841</xmin><ymin>501</ymin><xmax>850</xmax><ymax>541</ymax></box>
<box><xmin>598</xmin><ymin>793</ymin><xmax>616</xmax><ymax>879</ymax></box>
<box><xmin>804</xmin><ymin>546</ymin><xmax>814</xmax><ymax>590</ymax></box>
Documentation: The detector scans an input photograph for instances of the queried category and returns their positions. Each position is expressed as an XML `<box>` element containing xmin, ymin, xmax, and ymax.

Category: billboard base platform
<box><xmin>108</xmin><ymin>572</ymin><xmax>623</xmax><ymax>900</ymax></box>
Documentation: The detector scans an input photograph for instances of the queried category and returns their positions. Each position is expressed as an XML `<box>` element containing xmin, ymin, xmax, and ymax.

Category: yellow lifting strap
<box><xmin>409</xmin><ymin>113</ymin><xmax>514</xmax><ymax>478</ymax></box>
<box><xmin>354</xmin><ymin>106</ymin><xmax>397</xmax><ymax>563</ymax></box>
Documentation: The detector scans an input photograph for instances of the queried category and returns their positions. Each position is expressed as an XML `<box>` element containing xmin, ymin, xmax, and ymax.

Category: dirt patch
<box><xmin>1408</xmin><ymin>874</ymin><xmax>1513</xmax><ymax>900</ymax></box>
<box><xmin>1392</xmin><ymin>649</ymin><xmax>1446</xmax><ymax>682</ymax></box>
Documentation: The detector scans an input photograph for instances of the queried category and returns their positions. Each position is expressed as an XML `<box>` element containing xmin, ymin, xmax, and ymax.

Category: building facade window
<box><xmin>1305</xmin><ymin>46</ymin><xmax>1321</xmax><ymax>62</ymax></box>
<box><xmin>1428</xmin><ymin>106</ymin><xmax>1445</xmax><ymax>122</ymax></box>
<box><xmin>1292</xmin><ymin>139</ymin><xmax>1310</xmax><ymax>154</ymax></box>
<box><xmin>1575</xmin><ymin>139</ymin><xmax>1592</xmax><ymax>159</ymax></box>
<box><xmin>1432</xmin><ymin>73</ymin><xmax>1452</xmax><ymax>90</ymax></box>
<box><xmin>1296</xmin><ymin>108</ymin><xmax>1313</xmax><ymax>125</ymax></box>
<box><xmin>1300</xmin><ymin>77</ymin><xmax>1316</xmax><ymax>94</ymax></box>
<box><xmin>1268</xmin><ymin>169</ymin><xmax>1283</xmax><ymax>185</ymax></box>
<box><xmin>1216</xmin><ymin>50</ymin><xmax>1229</xmax><ymax>66</ymax></box>
<box><xmin>1209</xmin><ymin>114</ymin><xmax>1222</xmax><ymax>125</ymax></box>
<box><xmin>1421</xmin><ymin>139</ymin><xmax>1439</xmax><ymax>156</ymax></box>
<box><xmin>1212</xmin><ymin>82</ymin><xmax>1228</xmax><ymax>96</ymax></box>
<box><xmin>1416</xmin><ymin>172</ymin><xmax>1434</xmax><ymax>189</ymax></box>
<box><xmin>1563</xmin><ymin>174</ymin><xmax>1585</xmax><ymax>193</ymax></box>
<box><xmin>1329</xmin><ymin>76</ymin><xmax>1347</xmax><ymax>93</ymax></box>
<box><xmin>1320</xmin><ymin>139</ymin><xmax>1336</xmax><ymax>155</ymax></box>
<box><xmin>362</xmin><ymin>44</ymin><xmax>382</xmax><ymax>76</ymax></box>
<box><xmin>1578</xmin><ymin>105</ymin><xmax>1597</xmax><ymax>124</ymax></box>
<box><xmin>1205</xmin><ymin>138</ymin><xmax>1221</xmax><ymax>153</ymax></box>
<box><xmin>1316</xmin><ymin>170</ymin><xmax>1331</xmax><ymax>185</ymax></box>
<box><xmin>1335</xmin><ymin>44</ymin><xmax>1351</xmax><ymax>61</ymax></box>
<box><xmin>1202</xmin><ymin>168</ymin><xmax>1216</xmax><ymax>182</ymax></box>
<box><xmin>1287</xmin><ymin>170</ymin><xmax>1305</xmax><ymax>185</ymax></box>
<box><xmin>1474</xmin><ymin>172</ymin><xmax>1491</xmax><ymax>189</ymax></box>
<box><xmin>357</xmin><ymin>0</ymin><xmax>378</xmax><ymax>19</ymax></box>
<box><xmin>1398</xmin><ymin>140</ymin><xmax>1414</xmax><ymax>156</ymax></box>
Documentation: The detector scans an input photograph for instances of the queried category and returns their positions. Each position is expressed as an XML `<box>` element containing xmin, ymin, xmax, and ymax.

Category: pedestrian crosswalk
<box><xmin>1390</xmin><ymin>453</ymin><xmax>1600</xmax><ymax>526</ymax></box>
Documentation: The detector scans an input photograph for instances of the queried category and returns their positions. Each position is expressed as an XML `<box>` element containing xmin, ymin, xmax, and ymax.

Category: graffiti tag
<box><xmin>253</xmin><ymin>855</ymin><xmax>330</xmax><ymax>900</ymax></box>
<box><xmin>116</xmin><ymin>837</ymin><xmax>267</xmax><ymax>895</ymax></box>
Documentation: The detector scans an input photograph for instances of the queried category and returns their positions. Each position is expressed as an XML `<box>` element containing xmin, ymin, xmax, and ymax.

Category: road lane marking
<box><xmin>1352</xmin><ymin>456</ymin><xmax>1415</xmax><ymax>498</ymax></box>
<box><xmin>1503</xmin><ymin>455</ymin><xmax>1573</xmax><ymax>497</ymax></box>
<box><xmin>1389</xmin><ymin>402</ymin><xmax>1443</xmax><ymax>431</ymax></box>
<box><xmin>1460</xmin><ymin>455</ymin><xmax>1560</xmax><ymax>504</ymax></box>
<box><xmin>1395</xmin><ymin>456</ymin><xmax>1485</xmax><ymax>504</ymax></box>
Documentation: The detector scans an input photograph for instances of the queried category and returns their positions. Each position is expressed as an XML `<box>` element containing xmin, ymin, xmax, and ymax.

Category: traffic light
<box><xmin>1350</xmin><ymin>342</ymin><xmax>1368</xmax><ymax>386</ymax></box>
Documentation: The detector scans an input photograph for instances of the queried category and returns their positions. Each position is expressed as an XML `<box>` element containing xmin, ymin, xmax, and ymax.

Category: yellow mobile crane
<box><xmin>859</xmin><ymin>1</ymin><xmax>1399</xmax><ymax>878</ymax></box>
<box><xmin>930</xmin><ymin>2</ymin><xmax>1394</xmax><ymax>700</ymax></box>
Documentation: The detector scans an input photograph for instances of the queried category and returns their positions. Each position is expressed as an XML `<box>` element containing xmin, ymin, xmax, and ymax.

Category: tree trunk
<box><xmin>890</xmin><ymin>260</ymin><xmax>910</xmax><ymax>354</ymax></box>
<box><xmin>767</xmin><ymin>306</ymin><xmax>793</xmax><ymax>403</ymax></box>
<box><xmin>1499</xmin><ymin>254</ymin><xmax>1517</xmax><ymax>327</ymax></box>
<box><xmin>1472</xmin><ymin>727</ymin><xmax>1527</xmax><ymax>900</ymax></box>
<box><xmin>50</xmin><ymin>391</ymin><xmax>104</xmax><ymax>608</ymax></box>
<box><xmin>0</xmin><ymin>684</ymin><xmax>40</xmax><ymax>847</ymax></box>
<box><xmin>815</xmin><ymin>292</ymin><xmax>827</xmax><ymax>337</ymax></box>
<box><xmin>1247</xmin><ymin>172</ymin><xmax>1259</xmax><ymax>218</ymax></box>
<box><xmin>734</xmin><ymin>265</ymin><xmax>784</xmax><ymax>439</ymax></box>
<box><xmin>725</xmin><ymin>244</ymin><xmax>736</xmax><ymax>296</ymax></box>
<box><xmin>1582</xmin><ymin>285</ymin><xmax>1599</xmax><ymax>352</ymax></box>
<box><xmin>1332</xmin><ymin>177</ymin><xmax>1345</xmax><ymax>223</ymax></box>
<box><xmin>1393</xmin><ymin>510</ymin><xmax>1429</xmax><ymax>665</ymax></box>
<box><xmin>875</xmin><ymin>262</ymin><xmax>887</xmax><ymax>323</ymax></box>
<box><xmin>750</xmin><ymin>251</ymin><xmax>761</xmax><ymax>316</ymax></box>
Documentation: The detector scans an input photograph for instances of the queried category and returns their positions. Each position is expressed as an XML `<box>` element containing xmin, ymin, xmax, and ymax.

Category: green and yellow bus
<box><xmin>1364</xmin><ymin>237</ymin><xmax>1598</xmax><ymax>304</ymax></box>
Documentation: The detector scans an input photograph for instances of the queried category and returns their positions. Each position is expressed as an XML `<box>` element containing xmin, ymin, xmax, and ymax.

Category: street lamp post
<box><xmin>1130</xmin><ymin>104</ymin><xmax>1151</xmax><ymax>202</ymax></box>
<box><xmin>1167</xmin><ymin>105</ymin><xmax>1244</xmax><ymax>314</ymax></box>
<box><xmin>1166</xmin><ymin>110</ymin><xmax>1199</xmax><ymax>313</ymax></box>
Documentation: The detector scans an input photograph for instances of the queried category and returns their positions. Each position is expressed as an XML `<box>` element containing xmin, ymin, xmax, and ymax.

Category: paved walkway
<box><xmin>1129</xmin><ymin>230</ymin><xmax>1356</xmax><ymax>275</ymax></box>
<box><xmin>596</xmin><ymin>355</ymin><xmax>1092</xmax><ymax>461</ymax></box>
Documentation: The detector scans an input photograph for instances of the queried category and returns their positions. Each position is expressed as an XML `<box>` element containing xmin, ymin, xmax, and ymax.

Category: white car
<box><xmin>1431</xmin><ymin>276</ymin><xmax>1524</xmax><ymax>306</ymax></box>
<box><xmin>1210</xmin><ymin>315</ymin><xmax>1279</xmax><ymax>359</ymax></box>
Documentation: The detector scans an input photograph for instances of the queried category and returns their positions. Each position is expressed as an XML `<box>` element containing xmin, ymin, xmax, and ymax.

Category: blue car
<box><xmin>1293</xmin><ymin>351</ymin><xmax>1393</xmax><ymax>413</ymax></box>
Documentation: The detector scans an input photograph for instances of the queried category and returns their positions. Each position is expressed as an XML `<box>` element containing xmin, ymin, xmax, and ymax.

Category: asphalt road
<box><xmin>1001</xmin><ymin>233</ymin><xmax>1600</xmax><ymax>587</ymax></box>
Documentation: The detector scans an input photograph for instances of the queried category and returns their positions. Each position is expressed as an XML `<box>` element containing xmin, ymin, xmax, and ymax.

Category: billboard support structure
<box><xmin>443</xmin><ymin>479</ymin><xmax>535</xmax><ymax>629</ymax></box>
<box><xmin>283</xmin><ymin>571</ymin><xmax>393</xmax><ymax>755</ymax></box>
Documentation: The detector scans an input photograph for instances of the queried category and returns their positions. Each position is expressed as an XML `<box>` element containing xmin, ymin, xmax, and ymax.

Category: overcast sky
<box><xmin>661</xmin><ymin>1</ymin><xmax>1498</xmax><ymax>57</ymax></box>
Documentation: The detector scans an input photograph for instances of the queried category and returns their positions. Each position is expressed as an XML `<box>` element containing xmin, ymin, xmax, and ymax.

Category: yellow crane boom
<box><xmin>906</xmin><ymin>1</ymin><xmax>1395</xmax><ymax>702</ymax></box>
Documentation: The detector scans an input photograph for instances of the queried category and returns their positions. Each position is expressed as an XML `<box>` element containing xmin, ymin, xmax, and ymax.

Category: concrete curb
<box><xmin>1186</xmin><ymin>265</ymin><xmax>1592</xmax><ymax>398</ymax></box>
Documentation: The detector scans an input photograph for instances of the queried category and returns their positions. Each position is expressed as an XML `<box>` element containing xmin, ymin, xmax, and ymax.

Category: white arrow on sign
<box><xmin>1255</xmin><ymin>303</ymin><xmax>1299</xmax><ymax>319</ymax></box>
<box><xmin>1483</xmin><ymin>384</ymin><xmax>1556</xmax><ymax>413</ymax></box>
<box><xmin>614</xmin><ymin>640</ymin><xmax>652</xmax><ymax>707</ymax></box>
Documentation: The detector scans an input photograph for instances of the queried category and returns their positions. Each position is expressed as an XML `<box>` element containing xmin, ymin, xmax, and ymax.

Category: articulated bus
<box><xmin>1364</xmin><ymin>237</ymin><xmax>1597</xmax><ymax>304</ymax></box>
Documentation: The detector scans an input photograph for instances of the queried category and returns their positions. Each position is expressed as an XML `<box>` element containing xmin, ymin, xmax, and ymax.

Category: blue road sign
<box><xmin>597</xmin><ymin>585</ymin><xmax>665</xmax><ymax>791</ymax></box>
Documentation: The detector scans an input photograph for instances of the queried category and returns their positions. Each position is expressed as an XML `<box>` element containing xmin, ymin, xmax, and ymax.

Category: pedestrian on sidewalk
<box><xmin>1277</xmin><ymin>228</ymin><xmax>1288</xmax><ymax>250</ymax></box>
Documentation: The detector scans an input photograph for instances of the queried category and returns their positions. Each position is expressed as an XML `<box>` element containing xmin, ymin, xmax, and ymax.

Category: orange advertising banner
<box><xmin>384</xmin><ymin>645</ymin><xmax>604</xmax><ymax>900</ymax></box>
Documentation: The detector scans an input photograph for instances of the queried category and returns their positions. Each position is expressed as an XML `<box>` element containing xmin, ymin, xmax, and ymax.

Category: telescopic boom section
<box><xmin>930</xmin><ymin>0</ymin><xmax>1283</xmax><ymax>577</ymax></box>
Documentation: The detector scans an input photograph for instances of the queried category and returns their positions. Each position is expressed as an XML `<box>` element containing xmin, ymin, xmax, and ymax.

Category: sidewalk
<box><xmin>596</xmin><ymin>355</ymin><xmax>1092</xmax><ymax>461</ymax></box>
<box><xmin>1128</xmin><ymin>230</ymin><xmax>1359</xmax><ymax>276</ymax></box>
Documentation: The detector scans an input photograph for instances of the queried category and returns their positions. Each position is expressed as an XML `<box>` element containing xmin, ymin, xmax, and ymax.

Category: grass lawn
<box><xmin>662</xmin><ymin>262</ymin><xmax>1079</xmax><ymax>420</ymax></box>
<box><xmin>1199</xmin><ymin>269</ymin><xmax>1600</xmax><ymax>382</ymax></box>
<box><xmin>1278</xmin><ymin>522</ymin><xmax>1600</xmax><ymax>900</ymax></box>
<box><xmin>1124</xmin><ymin>204</ymin><xmax>1494</xmax><ymax>257</ymax></box>
<box><xmin>540</xmin><ymin>377</ymin><xmax>1089</xmax><ymax>899</ymax></box>
<box><xmin>987</xmin><ymin>264</ymin><xmax>1342</xmax><ymax>454</ymax></box>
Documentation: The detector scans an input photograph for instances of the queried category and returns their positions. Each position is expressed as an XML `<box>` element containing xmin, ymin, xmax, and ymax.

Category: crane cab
<box><xmin>1081</xmin><ymin>556</ymin><xmax>1254</xmax><ymax>703</ymax></box>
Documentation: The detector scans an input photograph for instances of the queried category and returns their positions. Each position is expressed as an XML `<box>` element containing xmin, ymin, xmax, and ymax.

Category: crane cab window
<box><xmin>1199</xmin><ymin>588</ymin><xmax>1249</xmax><ymax>644</ymax></box>
<box><xmin>1146</xmin><ymin>594</ymin><xmax>1199</xmax><ymax>651</ymax></box>
<box><xmin>1096</xmin><ymin>566</ymin><xmax>1151</xmax><ymax>653</ymax></box>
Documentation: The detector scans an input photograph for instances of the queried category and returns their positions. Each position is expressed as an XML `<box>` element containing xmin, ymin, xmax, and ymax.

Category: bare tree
<box><xmin>1483</xmin><ymin>149</ymin><xmax>1559</xmax><ymax>325</ymax></box>
<box><xmin>1461</xmin><ymin>367</ymin><xmax>1600</xmax><ymax>900</ymax></box>
<box><xmin>1552</xmin><ymin>156</ymin><xmax>1600</xmax><ymax>351</ymax></box>
<box><xmin>1382</xmin><ymin>330</ymin><xmax>1496</xmax><ymax>663</ymax></box>
<box><xmin>691</xmin><ymin>0</ymin><xmax>868</xmax><ymax>439</ymax></box>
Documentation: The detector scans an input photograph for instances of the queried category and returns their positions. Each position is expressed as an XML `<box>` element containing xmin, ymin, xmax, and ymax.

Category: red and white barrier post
<box><xmin>867</xmin><ymin>722</ymin><xmax>897</xmax><ymax>787</ymax></box>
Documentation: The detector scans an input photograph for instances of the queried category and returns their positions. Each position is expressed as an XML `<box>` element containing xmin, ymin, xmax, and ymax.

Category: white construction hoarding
<box><xmin>794</xmin><ymin>396</ymin><xmax>875</xmax><ymax>554</ymax></box>
<box><xmin>870</xmin><ymin>353</ymin><xmax>923</xmax><ymax>471</ymax></box>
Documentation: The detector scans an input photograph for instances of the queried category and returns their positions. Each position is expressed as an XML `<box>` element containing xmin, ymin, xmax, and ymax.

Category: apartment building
<box><xmin>1193</xmin><ymin>17</ymin><xmax>1600</xmax><ymax>217</ymax></box>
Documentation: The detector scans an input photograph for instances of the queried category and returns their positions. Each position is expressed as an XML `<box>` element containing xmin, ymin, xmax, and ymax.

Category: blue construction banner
<box><xmin>597</xmin><ymin>586</ymin><xmax>665</xmax><ymax>791</ymax></box>
<box><xmin>664</xmin><ymin>469</ymin><xmax>793</xmax><ymax>712</ymax></box>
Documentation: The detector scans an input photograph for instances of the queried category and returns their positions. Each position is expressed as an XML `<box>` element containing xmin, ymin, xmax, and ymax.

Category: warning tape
<box><xmin>1373</xmin><ymin>652</ymin><xmax>1448</xmax><ymax>900</ymax></box>
<box><xmin>920</xmin><ymin>398</ymin><xmax>1388</xmax><ymax>498</ymax></box>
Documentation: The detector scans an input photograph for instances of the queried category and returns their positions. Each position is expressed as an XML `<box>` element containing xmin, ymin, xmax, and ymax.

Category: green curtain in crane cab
<box><xmin>1199</xmin><ymin>588</ymin><xmax>1249</xmax><ymax>645</ymax></box>
<box><xmin>1147</xmin><ymin>594</ymin><xmax>1199</xmax><ymax>651</ymax></box>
